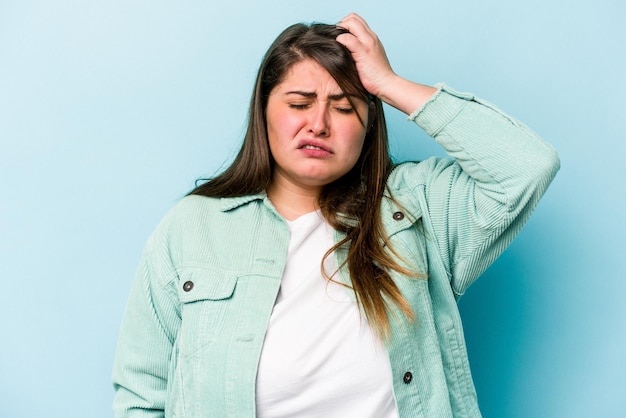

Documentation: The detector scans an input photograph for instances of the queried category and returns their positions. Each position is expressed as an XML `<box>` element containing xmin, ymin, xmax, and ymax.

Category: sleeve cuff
<box><xmin>407</xmin><ymin>83</ymin><xmax>476</xmax><ymax>137</ymax></box>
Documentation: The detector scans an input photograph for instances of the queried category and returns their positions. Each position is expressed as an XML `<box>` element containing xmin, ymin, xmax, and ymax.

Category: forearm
<box><xmin>411</xmin><ymin>84</ymin><xmax>560</xmax><ymax>196</ymax></box>
<box><xmin>375</xmin><ymin>74</ymin><xmax>438</xmax><ymax>116</ymax></box>
<box><xmin>409</xmin><ymin>84</ymin><xmax>560</xmax><ymax>293</ymax></box>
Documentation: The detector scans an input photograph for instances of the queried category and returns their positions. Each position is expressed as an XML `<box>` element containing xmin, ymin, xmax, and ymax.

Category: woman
<box><xmin>112</xmin><ymin>13</ymin><xmax>559</xmax><ymax>417</ymax></box>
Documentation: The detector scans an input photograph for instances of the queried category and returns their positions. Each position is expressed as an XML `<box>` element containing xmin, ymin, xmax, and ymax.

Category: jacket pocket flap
<box><xmin>382</xmin><ymin>200</ymin><xmax>423</xmax><ymax>238</ymax></box>
<box><xmin>177</xmin><ymin>272</ymin><xmax>238</xmax><ymax>303</ymax></box>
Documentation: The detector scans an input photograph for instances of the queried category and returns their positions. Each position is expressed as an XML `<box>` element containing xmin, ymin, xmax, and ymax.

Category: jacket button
<box><xmin>403</xmin><ymin>371</ymin><xmax>413</xmax><ymax>384</ymax></box>
<box><xmin>183</xmin><ymin>281</ymin><xmax>194</xmax><ymax>292</ymax></box>
<box><xmin>392</xmin><ymin>211</ymin><xmax>404</xmax><ymax>221</ymax></box>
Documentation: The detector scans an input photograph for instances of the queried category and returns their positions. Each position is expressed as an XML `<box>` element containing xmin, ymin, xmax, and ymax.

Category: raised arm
<box><xmin>337</xmin><ymin>13</ymin><xmax>560</xmax><ymax>295</ymax></box>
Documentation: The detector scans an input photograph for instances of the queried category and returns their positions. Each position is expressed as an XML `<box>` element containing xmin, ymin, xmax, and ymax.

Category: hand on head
<box><xmin>335</xmin><ymin>13</ymin><xmax>396</xmax><ymax>98</ymax></box>
<box><xmin>337</xmin><ymin>13</ymin><xmax>436</xmax><ymax>115</ymax></box>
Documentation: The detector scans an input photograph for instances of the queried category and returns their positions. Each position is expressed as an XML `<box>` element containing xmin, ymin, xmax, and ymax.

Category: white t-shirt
<box><xmin>255</xmin><ymin>211</ymin><xmax>399</xmax><ymax>418</ymax></box>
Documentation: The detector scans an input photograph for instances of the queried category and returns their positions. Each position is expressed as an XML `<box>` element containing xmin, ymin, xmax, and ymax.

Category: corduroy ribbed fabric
<box><xmin>112</xmin><ymin>84</ymin><xmax>560</xmax><ymax>417</ymax></box>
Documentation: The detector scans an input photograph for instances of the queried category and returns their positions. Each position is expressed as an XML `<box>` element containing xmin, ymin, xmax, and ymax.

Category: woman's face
<box><xmin>265</xmin><ymin>58</ymin><xmax>368</xmax><ymax>194</ymax></box>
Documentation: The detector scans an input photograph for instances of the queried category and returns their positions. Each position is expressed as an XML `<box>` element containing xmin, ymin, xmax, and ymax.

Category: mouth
<box><xmin>301</xmin><ymin>144</ymin><xmax>326</xmax><ymax>151</ymax></box>
<box><xmin>297</xmin><ymin>140</ymin><xmax>332</xmax><ymax>153</ymax></box>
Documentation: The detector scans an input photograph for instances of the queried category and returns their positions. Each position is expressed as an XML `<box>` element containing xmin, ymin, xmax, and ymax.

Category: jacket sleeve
<box><xmin>408</xmin><ymin>84</ymin><xmax>560</xmax><ymax>297</ymax></box>
<box><xmin>112</xmin><ymin>223</ymin><xmax>181</xmax><ymax>417</ymax></box>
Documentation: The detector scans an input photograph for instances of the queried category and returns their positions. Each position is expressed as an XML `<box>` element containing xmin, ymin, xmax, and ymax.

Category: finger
<box><xmin>335</xmin><ymin>31</ymin><xmax>361</xmax><ymax>53</ymax></box>
<box><xmin>338</xmin><ymin>13</ymin><xmax>369</xmax><ymax>30</ymax></box>
<box><xmin>337</xmin><ymin>15</ymin><xmax>379</xmax><ymax>52</ymax></box>
<box><xmin>338</xmin><ymin>13</ymin><xmax>375</xmax><ymax>40</ymax></box>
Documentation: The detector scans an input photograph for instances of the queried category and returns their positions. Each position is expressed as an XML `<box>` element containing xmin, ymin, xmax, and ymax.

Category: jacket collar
<box><xmin>219</xmin><ymin>193</ymin><xmax>266</xmax><ymax>212</ymax></box>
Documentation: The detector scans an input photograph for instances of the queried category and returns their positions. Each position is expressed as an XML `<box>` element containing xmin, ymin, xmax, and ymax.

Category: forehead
<box><xmin>273</xmin><ymin>59</ymin><xmax>342</xmax><ymax>94</ymax></box>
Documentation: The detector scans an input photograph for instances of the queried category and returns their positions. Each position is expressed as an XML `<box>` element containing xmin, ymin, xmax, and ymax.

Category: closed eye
<box><xmin>335</xmin><ymin>106</ymin><xmax>354</xmax><ymax>114</ymax></box>
<box><xmin>288</xmin><ymin>103</ymin><xmax>311</xmax><ymax>110</ymax></box>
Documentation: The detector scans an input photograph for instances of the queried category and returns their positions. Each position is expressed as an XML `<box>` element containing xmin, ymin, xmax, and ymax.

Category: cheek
<box><xmin>344</xmin><ymin>125</ymin><xmax>367</xmax><ymax>158</ymax></box>
<box><xmin>267</xmin><ymin>109</ymin><xmax>304</xmax><ymax>139</ymax></box>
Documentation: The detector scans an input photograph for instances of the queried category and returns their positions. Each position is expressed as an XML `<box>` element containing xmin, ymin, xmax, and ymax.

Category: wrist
<box><xmin>377</xmin><ymin>76</ymin><xmax>437</xmax><ymax>115</ymax></box>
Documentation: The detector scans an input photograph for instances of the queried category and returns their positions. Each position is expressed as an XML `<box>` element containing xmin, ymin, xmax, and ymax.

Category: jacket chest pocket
<box><xmin>176</xmin><ymin>270</ymin><xmax>239</xmax><ymax>357</ymax></box>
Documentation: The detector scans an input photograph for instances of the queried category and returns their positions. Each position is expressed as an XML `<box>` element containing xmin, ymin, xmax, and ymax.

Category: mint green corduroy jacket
<box><xmin>113</xmin><ymin>85</ymin><xmax>560</xmax><ymax>417</ymax></box>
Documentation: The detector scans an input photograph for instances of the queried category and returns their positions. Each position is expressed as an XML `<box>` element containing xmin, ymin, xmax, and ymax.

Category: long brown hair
<box><xmin>190</xmin><ymin>22</ymin><xmax>420</xmax><ymax>338</ymax></box>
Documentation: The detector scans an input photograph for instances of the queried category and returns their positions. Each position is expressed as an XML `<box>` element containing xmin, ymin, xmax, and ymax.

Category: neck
<box><xmin>266</xmin><ymin>181</ymin><xmax>321</xmax><ymax>221</ymax></box>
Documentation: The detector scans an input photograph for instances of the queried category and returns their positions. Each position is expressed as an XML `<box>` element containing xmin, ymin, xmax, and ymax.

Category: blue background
<box><xmin>1</xmin><ymin>1</ymin><xmax>624</xmax><ymax>417</ymax></box>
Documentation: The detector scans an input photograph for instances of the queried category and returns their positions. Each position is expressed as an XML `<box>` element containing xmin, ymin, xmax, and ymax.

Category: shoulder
<box><xmin>148</xmin><ymin>195</ymin><xmax>217</xmax><ymax>234</ymax></box>
<box><xmin>144</xmin><ymin>193</ymin><xmax>266</xmax><ymax>259</ymax></box>
<box><xmin>142</xmin><ymin>195</ymin><xmax>222</xmax><ymax>258</ymax></box>
<box><xmin>169</xmin><ymin>194</ymin><xmax>222</xmax><ymax>217</ymax></box>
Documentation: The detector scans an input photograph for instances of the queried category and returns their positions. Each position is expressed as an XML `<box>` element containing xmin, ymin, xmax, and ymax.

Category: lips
<box><xmin>297</xmin><ymin>139</ymin><xmax>332</xmax><ymax>153</ymax></box>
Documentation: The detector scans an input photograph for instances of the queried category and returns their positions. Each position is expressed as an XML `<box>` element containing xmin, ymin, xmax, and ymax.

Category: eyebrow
<box><xmin>284</xmin><ymin>91</ymin><xmax>350</xmax><ymax>101</ymax></box>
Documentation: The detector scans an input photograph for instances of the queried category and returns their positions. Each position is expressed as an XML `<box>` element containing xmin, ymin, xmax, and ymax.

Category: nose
<box><xmin>307</xmin><ymin>105</ymin><xmax>330</xmax><ymax>137</ymax></box>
